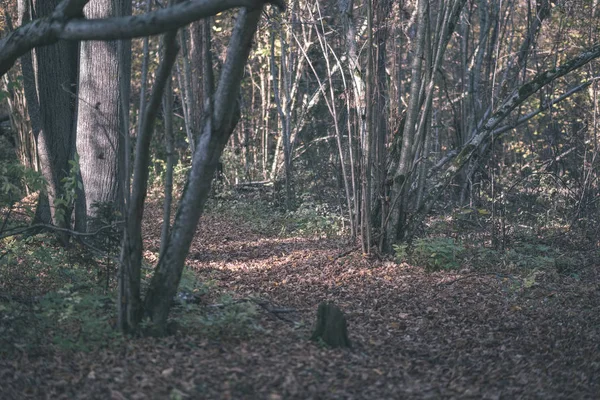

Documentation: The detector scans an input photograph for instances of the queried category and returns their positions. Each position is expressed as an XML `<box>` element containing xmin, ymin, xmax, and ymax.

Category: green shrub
<box><xmin>195</xmin><ymin>295</ymin><xmax>260</xmax><ymax>339</ymax></box>
<box><xmin>170</xmin><ymin>269</ymin><xmax>260</xmax><ymax>339</ymax></box>
<box><xmin>501</xmin><ymin>243</ymin><xmax>558</xmax><ymax>271</ymax></box>
<box><xmin>0</xmin><ymin>156</ymin><xmax>45</xmax><ymax>207</ymax></box>
<box><xmin>411</xmin><ymin>237</ymin><xmax>464</xmax><ymax>271</ymax></box>
<box><xmin>53</xmin><ymin>154</ymin><xmax>81</xmax><ymax>226</ymax></box>
<box><xmin>287</xmin><ymin>193</ymin><xmax>345</xmax><ymax>237</ymax></box>
<box><xmin>39</xmin><ymin>286</ymin><xmax>120</xmax><ymax>351</ymax></box>
<box><xmin>392</xmin><ymin>243</ymin><xmax>409</xmax><ymax>263</ymax></box>
<box><xmin>210</xmin><ymin>198</ymin><xmax>285</xmax><ymax>235</ymax></box>
<box><xmin>0</xmin><ymin>234</ymin><xmax>93</xmax><ymax>293</ymax></box>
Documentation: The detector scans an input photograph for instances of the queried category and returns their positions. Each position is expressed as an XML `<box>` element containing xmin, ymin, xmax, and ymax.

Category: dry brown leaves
<box><xmin>1</xmin><ymin>200</ymin><xmax>599</xmax><ymax>399</ymax></box>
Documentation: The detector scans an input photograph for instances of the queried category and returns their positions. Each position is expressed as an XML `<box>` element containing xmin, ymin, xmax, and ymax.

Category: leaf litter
<box><xmin>1</xmin><ymin>200</ymin><xmax>599</xmax><ymax>399</ymax></box>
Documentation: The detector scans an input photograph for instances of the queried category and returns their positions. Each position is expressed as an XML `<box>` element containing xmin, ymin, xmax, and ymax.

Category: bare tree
<box><xmin>143</xmin><ymin>5</ymin><xmax>274</xmax><ymax>335</ymax></box>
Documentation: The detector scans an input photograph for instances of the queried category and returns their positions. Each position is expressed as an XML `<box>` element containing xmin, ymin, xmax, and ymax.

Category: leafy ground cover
<box><xmin>1</xmin><ymin>198</ymin><xmax>599</xmax><ymax>399</ymax></box>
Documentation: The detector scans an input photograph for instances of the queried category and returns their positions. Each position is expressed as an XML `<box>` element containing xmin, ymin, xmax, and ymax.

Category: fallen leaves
<box><xmin>1</xmin><ymin>200</ymin><xmax>599</xmax><ymax>399</ymax></box>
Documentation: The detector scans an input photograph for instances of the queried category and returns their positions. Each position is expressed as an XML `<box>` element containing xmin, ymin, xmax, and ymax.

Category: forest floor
<box><xmin>1</xmin><ymin>198</ymin><xmax>600</xmax><ymax>399</ymax></box>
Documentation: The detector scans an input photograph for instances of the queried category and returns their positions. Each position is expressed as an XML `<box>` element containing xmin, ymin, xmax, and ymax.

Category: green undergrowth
<box><xmin>206</xmin><ymin>194</ymin><xmax>346</xmax><ymax>238</ymax></box>
<box><xmin>0</xmin><ymin>231</ymin><xmax>263</xmax><ymax>355</ymax></box>
<box><xmin>394</xmin><ymin>237</ymin><xmax>464</xmax><ymax>271</ymax></box>
<box><xmin>394</xmin><ymin>234</ymin><xmax>588</xmax><ymax>276</ymax></box>
<box><xmin>168</xmin><ymin>268</ymin><xmax>263</xmax><ymax>340</ymax></box>
<box><xmin>0</xmin><ymin>285</ymin><xmax>120</xmax><ymax>355</ymax></box>
<box><xmin>0</xmin><ymin>234</ymin><xmax>120</xmax><ymax>354</ymax></box>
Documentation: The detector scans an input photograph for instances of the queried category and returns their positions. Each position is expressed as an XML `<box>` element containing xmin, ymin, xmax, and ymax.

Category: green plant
<box><xmin>0</xmin><ymin>234</ymin><xmax>93</xmax><ymax>292</ymax></box>
<box><xmin>0</xmin><ymin>147</ymin><xmax>45</xmax><ymax>207</ymax></box>
<box><xmin>392</xmin><ymin>243</ymin><xmax>409</xmax><ymax>263</ymax></box>
<box><xmin>89</xmin><ymin>201</ymin><xmax>122</xmax><ymax>248</ymax></box>
<box><xmin>503</xmin><ymin>243</ymin><xmax>556</xmax><ymax>271</ymax></box>
<box><xmin>53</xmin><ymin>154</ymin><xmax>82</xmax><ymax>226</ymax></box>
<box><xmin>173</xmin><ymin>159</ymin><xmax>191</xmax><ymax>191</ymax></box>
<box><xmin>210</xmin><ymin>198</ymin><xmax>285</xmax><ymax>235</ymax></box>
<box><xmin>412</xmin><ymin>237</ymin><xmax>464</xmax><ymax>271</ymax></box>
<box><xmin>196</xmin><ymin>295</ymin><xmax>260</xmax><ymax>339</ymax></box>
<box><xmin>173</xmin><ymin>267</ymin><xmax>216</xmax><ymax>309</ymax></box>
<box><xmin>287</xmin><ymin>194</ymin><xmax>345</xmax><ymax>237</ymax></box>
<box><xmin>39</xmin><ymin>285</ymin><xmax>120</xmax><ymax>351</ymax></box>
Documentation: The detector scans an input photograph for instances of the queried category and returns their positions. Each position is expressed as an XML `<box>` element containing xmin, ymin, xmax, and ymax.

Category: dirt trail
<box><xmin>1</xmin><ymin>204</ymin><xmax>599</xmax><ymax>399</ymax></box>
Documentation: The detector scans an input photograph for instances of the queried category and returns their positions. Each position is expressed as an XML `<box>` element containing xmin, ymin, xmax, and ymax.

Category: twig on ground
<box><xmin>436</xmin><ymin>272</ymin><xmax>517</xmax><ymax>287</ymax></box>
<box><xmin>209</xmin><ymin>297</ymin><xmax>299</xmax><ymax>323</ymax></box>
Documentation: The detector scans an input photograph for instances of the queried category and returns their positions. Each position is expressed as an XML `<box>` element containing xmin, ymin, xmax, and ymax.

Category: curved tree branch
<box><xmin>0</xmin><ymin>0</ymin><xmax>285</xmax><ymax>77</ymax></box>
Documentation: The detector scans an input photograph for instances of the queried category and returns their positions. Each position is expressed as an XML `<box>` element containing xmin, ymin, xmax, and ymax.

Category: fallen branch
<box><xmin>435</xmin><ymin>272</ymin><xmax>517</xmax><ymax>287</ymax></box>
<box><xmin>0</xmin><ymin>221</ymin><xmax>123</xmax><ymax>240</ymax></box>
<box><xmin>209</xmin><ymin>298</ymin><xmax>299</xmax><ymax>323</ymax></box>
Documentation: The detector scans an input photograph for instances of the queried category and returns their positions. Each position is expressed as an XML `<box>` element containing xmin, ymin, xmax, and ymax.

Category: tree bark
<box><xmin>118</xmin><ymin>26</ymin><xmax>179</xmax><ymax>334</ymax></box>
<box><xmin>75</xmin><ymin>0</ymin><xmax>130</xmax><ymax>231</ymax></box>
<box><xmin>19</xmin><ymin>0</ymin><xmax>78</xmax><ymax>239</ymax></box>
<box><xmin>310</xmin><ymin>302</ymin><xmax>351</xmax><ymax>348</ymax></box>
<box><xmin>143</xmin><ymin>7</ymin><xmax>264</xmax><ymax>336</ymax></box>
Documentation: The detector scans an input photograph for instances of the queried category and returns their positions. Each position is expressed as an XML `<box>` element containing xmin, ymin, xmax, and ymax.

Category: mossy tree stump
<box><xmin>310</xmin><ymin>302</ymin><xmax>351</xmax><ymax>348</ymax></box>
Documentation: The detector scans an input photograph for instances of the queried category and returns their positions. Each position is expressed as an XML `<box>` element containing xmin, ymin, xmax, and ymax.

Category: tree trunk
<box><xmin>19</xmin><ymin>0</ymin><xmax>78</xmax><ymax>239</ymax></box>
<box><xmin>373</xmin><ymin>0</ymin><xmax>391</xmax><ymax>250</ymax></box>
<box><xmin>270</xmin><ymin>22</ymin><xmax>293</xmax><ymax>210</ymax></box>
<box><xmin>118</xmin><ymin>27</ymin><xmax>179</xmax><ymax>334</ymax></box>
<box><xmin>385</xmin><ymin>0</ymin><xmax>428</xmax><ymax>246</ymax></box>
<box><xmin>339</xmin><ymin>0</ymin><xmax>369</xmax><ymax>249</ymax></box>
<box><xmin>160</xmin><ymin>73</ymin><xmax>176</xmax><ymax>258</ymax></box>
<box><xmin>143</xmin><ymin>7</ymin><xmax>264</xmax><ymax>336</ymax></box>
<box><xmin>75</xmin><ymin>0</ymin><xmax>131</xmax><ymax>232</ymax></box>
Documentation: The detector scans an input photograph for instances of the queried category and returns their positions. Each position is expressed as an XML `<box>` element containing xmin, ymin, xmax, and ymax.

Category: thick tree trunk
<box><xmin>75</xmin><ymin>0</ymin><xmax>131</xmax><ymax>231</ymax></box>
<box><xmin>19</xmin><ymin>0</ymin><xmax>78</xmax><ymax>238</ymax></box>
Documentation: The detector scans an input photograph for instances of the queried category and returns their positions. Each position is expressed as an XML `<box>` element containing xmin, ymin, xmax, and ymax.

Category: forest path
<box><xmin>141</xmin><ymin>201</ymin><xmax>600</xmax><ymax>399</ymax></box>
<box><xmin>1</xmin><ymin>200</ymin><xmax>598</xmax><ymax>399</ymax></box>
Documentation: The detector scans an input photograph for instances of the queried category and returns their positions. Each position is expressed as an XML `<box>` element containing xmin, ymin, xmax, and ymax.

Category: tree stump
<box><xmin>310</xmin><ymin>302</ymin><xmax>351</xmax><ymax>348</ymax></box>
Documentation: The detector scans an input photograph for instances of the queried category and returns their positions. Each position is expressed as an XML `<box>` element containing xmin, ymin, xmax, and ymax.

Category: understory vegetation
<box><xmin>1</xmin><ymin>171</ymin><xmax>599</xmax><ymax>397</ymax></box>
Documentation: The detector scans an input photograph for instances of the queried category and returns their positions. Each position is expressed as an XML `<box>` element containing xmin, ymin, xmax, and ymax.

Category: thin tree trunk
<box><xmin>143</xmin><ymin>7</ymin><xmax>265</xmax><ymax>336</ymax></box>
<box><xmin>160</xmin><ymin>75</ymin><xmax>175</xmax><ymax>257</ymax></box>
<box><xmin>385</xmin><ymin>0</ymin><xmax>428</xmax><ymax>245</ymax></box>
<box><xmin>178</xmin><ymin>27</ymin><xmax>197</xmax><ymax>154</ymax></box>
<box><xmin>118</xmin><ymin>27</ymin><xmax>179</xmax><ymax>334</ymax></box>
<box><xmin>270</xmin><ymin>22</ymin><xmax>293</xmax><ymax>209</ymax></box>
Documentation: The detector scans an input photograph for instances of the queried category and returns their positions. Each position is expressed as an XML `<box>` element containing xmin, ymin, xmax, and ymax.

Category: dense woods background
<box><xmin>0</xmin><ymin>0</ymin><xmax>599</xmax><ymax>398</ymax></box>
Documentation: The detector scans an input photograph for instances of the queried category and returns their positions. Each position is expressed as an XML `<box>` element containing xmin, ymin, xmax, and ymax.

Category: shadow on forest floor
<box><xmin>1</xmin><ymin>199</ymin><xmax>599</xmax><ymax>399</ymax></box>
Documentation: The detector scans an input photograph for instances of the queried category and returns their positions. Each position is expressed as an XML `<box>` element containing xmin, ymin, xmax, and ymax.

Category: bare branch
<box><xmin>0</xmin><ymin>0</ymin><xmax>285</xmax><ymax>77</ymax></box>
<box><xmin>0</xmin><ymin>221</ymin><xmax>122</xmax><ymax>241</ymax></box>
